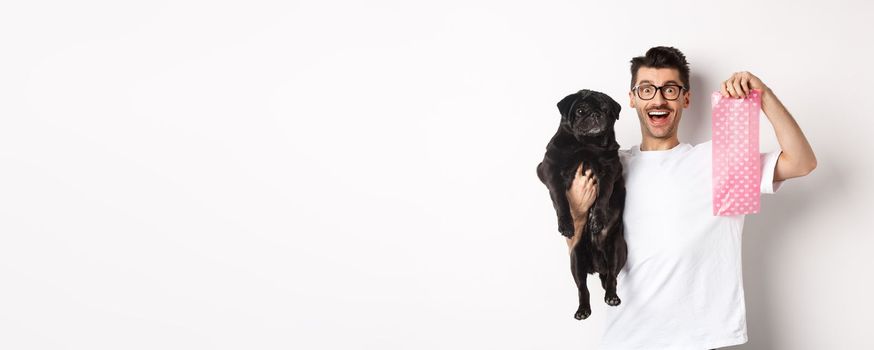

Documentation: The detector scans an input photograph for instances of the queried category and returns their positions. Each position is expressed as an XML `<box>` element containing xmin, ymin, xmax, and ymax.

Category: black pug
<box><xmin>536</xmin><ymin>89</ymin><xmax>628</xmax><ymax>320</ymax></box>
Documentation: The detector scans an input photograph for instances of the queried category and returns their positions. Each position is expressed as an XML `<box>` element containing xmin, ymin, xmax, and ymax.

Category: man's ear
<box><xmin>683</xmin><ymin>90</ymin><xmax>691</xmax><ymax>108</ymax></box>
<box><xmin>557</xmin><ymin>92</ymin><xmax>579</xmax><ymax>117</ymax></box>
<box><xmin>628</xmin><ymin>91</ymin><xmax>636</xmax><ymax>108</ymax></box>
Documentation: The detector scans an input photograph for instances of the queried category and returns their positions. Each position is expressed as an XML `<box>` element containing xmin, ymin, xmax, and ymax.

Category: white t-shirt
<box><xmin>598</xmin><ymin>140</ymin><xmax>785</xmax><ymax>350</ymax></box>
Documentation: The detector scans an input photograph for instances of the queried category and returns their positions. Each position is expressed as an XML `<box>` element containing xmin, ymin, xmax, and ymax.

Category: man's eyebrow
<box><xmin>638</xmin><ymin>79</ymin><xmax>681</xmax><ymax>86</ymax></box>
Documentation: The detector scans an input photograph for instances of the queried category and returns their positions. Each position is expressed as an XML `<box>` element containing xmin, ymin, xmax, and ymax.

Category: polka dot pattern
<box><xmin>711</xmin><ymin>89</ymin><xmax>762</xmax><ymax>216</ymax></box>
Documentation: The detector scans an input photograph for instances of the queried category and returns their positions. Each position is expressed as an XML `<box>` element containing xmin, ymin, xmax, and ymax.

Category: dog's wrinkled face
<box><xmin>558</xmin><ymin>90</ymin><xmax>621</xmax><ymax>139</ymax></box>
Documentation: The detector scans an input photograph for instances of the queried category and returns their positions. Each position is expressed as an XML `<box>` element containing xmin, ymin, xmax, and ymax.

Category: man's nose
<box><xmin>648</xmin><ymin>98</ymin><xmax>668</xmax><ymax>109</ymax></box>
<box><xmin>651</xmin><ymin>90</ymin><xmax>667</xmax><ymax>103</ymax></box>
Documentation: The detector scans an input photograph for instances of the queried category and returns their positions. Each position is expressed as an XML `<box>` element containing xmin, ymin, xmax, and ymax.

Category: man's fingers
<box><xmin>732</xmin><ymin>78</ymin><xmax>745</xmax><ymax>99</ymax></box>
<box><xmin>725</xmin><ymin>80</ymin><xmax>735</xmax><ymax>97</ymax></box>
<box><xmin>739</xmin><ymin>75</ymin><xmax>750</xmax><ymax>97</ymax></box>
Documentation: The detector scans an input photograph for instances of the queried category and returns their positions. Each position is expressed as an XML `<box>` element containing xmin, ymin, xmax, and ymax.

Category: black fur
<box><xmin>536</xmin><ymin>89</ymin><xmax>628</xmax><ymax>320</ymax></box>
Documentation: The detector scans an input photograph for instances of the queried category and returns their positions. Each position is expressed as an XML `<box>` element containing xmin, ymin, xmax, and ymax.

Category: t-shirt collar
<box><xmin>631</xmin><ymin>142</ymin><xmax>691</xmax><ymax>157</ymax></box>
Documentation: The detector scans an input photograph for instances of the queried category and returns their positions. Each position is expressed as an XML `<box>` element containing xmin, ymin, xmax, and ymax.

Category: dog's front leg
<box><xmin>556</xmin><ymin>190</ymin><xmax>576</xmax><ymax>238</ymax></box>
<box><xmin>546</xmin><ymin>183</ymin><xmax>575</xmax><ymax>238</ymax></box>
<box><xmin>538</xmin><ymin>162</ymin><xmax>577</xmax><ymax>238</ymax></box>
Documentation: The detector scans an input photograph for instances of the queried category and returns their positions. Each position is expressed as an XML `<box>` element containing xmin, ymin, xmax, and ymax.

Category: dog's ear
<box><xmin>557</xmin><ymin>92</ymin><xmax>580</xmax><ymax>117</ymax></box>
<box><xmin>610</xmin><ymin>96</ymin><xmax>621</xmax><ymax>120</ymax></box>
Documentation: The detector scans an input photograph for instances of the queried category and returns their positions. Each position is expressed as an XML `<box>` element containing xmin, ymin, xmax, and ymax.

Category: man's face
<box><xmin>628</xmin><ymin>67</ymin><xmax>690</xmax><ymax>140</ymax></box>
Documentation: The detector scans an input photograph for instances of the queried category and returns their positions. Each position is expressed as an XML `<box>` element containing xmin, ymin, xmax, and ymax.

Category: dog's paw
<box><xmin>586</xmin><ymin>216</ymin><xmax>603</xmax><ymax>239</ymax></box>
<box><xmin>593</xmin><ymin>211</ymin><xmax>607</xmax><ymax>230</ymax></box>
<box><xmin>604</xmin><ymin>294</ymin><xmax>621</xmax><ymax>306</ymax></box>
<box><xmin>558</xmin><ymin>217</ymin><xmax>575</xmax><ymax>238</ymax></box>
<box><xmin>574</xmin><ymin>306</ymin><xmax>592</xmax><ymax>320</ymax></box>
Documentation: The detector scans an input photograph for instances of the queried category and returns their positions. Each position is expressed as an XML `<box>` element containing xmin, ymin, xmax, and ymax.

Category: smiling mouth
<box><xmin>647</xmin><ymin>110</ymin><xmax>670</xmax><ymax>125</ymax></box>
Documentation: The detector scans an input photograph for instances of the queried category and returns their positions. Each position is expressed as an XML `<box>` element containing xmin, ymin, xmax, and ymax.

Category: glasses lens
<box><xmin>637</xmin><ymin>85</ymin><xmax>656</xmax><ymax>99</ymax></box>
<box><xmin>662</xmin><ymin>85</ymin><xmax>681</xmax><ymax>100</ymax></box>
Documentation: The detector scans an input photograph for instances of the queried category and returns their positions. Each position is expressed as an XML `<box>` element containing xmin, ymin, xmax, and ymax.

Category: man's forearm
<box><xmin>760</xmin><ymin>88</ymin><xmax>817</xmax><ymax>180</ymax></box>
<box><xmin>565</xmin><ymin>211</ymin><xmax>588</xmax><ymax>253</ymax></box>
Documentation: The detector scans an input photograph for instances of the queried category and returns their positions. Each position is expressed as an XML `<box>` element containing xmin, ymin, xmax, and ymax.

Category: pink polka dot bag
<box><xmin>711</xmin><ymin>89</ymin><xmax>762</xmax><ymax>216</ymax></box>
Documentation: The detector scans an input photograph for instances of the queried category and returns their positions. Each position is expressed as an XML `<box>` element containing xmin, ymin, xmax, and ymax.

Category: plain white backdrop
<box><xmin>1</xmin><ymin>0</ymin><xmax>872</xmax><ymax>349</ymax></box>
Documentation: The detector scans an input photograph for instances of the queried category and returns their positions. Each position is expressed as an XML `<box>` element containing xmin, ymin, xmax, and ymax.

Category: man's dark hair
<box><xmin>630</xmin><ymin>46</ymin><xmax>691</xmax><ymax>91</ymax></box>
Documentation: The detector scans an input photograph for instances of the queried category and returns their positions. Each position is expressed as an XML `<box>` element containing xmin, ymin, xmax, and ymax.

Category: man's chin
<box><xmin>647</xmin><ymin>128</ymin><xmax>674</xmax><ymax>139</ymax></box>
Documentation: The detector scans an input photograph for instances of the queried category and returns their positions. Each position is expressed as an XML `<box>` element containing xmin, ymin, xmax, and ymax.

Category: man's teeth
<box><xmin>648</xmin><ymin>111</ymin><xmax>669</xmax><ymax>117</ymax></box>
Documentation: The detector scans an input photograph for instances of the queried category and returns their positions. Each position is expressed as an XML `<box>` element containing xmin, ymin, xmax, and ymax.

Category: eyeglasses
<box><xmin>631</xmin><ymin>84</ymin><xmax>687</xmax><ymax>101</ymax></box>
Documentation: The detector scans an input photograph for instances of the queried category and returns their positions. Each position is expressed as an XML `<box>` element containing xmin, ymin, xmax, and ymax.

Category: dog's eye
<box><xmin>575</xmin><ymin>108</ymin><xmax>584</xmax><ymax>115</ymax></box>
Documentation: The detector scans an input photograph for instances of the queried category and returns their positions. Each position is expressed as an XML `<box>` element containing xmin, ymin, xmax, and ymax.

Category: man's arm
<box><xmin>566</xmin><ymin>211</ymin><xmax>588</xmax><ymax>254</ymax></box>
<box><xmin>565</xmin><ymin>164</ymin><xmax>597</xmax><ymax>255</ymax></box>
<box><xmin>721</xmin><ymin>71</ymin><xmax>818</xmax><ymax>181</ymax></box>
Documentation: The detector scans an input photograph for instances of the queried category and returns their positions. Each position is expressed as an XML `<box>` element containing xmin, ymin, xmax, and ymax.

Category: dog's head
<box><xmin>557</xmin><ymin>89</ymin><xmax>621</xmax><ymax>139</ymax></box>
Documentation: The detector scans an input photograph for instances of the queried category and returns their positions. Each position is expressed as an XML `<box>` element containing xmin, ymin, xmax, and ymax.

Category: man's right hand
<box><xmin>565</xmin><ymin>163</ymin><xmax>598</xmax><ymax>253</ymax></box>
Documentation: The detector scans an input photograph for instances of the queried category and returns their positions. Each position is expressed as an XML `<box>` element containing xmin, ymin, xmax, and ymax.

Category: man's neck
<box><xmin>640</xmin><ymin>138</ymin><xmax>680</xmax><ymax>151</ymax></box>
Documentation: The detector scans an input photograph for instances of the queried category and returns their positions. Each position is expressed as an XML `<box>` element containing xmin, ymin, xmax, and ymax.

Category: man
<box><xmin>564</xmin><ymin>46</ymin><xmax>817</xmax><ymax>350</ymax></box>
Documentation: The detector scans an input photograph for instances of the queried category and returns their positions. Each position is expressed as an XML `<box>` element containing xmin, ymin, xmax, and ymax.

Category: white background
<box><xmin>1</xmin><ymin>0</ymin><xmax>872</xmax><ymax>349</ymax></box>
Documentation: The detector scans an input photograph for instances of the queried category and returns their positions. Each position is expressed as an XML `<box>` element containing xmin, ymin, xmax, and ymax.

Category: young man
<box><xmin>564</xmin><ymin>46</ymin><xmax>817</xmax><ymax>350</ymax></box>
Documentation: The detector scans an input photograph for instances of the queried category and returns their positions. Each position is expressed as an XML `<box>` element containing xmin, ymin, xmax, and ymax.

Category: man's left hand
<box><xmin>721</xmin><ymin>71</ymin><xmax>769</xmax><ymax>99</ymax></box>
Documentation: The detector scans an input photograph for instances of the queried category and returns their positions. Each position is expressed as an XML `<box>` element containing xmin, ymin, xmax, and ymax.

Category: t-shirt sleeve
<box><xmin>760</xmin><ymin>149</ymin><xmax>785</xmax><ymax>194</ymax></box>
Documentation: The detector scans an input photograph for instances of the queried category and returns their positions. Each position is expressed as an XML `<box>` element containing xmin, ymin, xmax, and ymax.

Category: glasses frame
<box><xmin>631</xmin><ymin>84</ymin><xmax>688</xmax><ymax>101</ymax></box>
